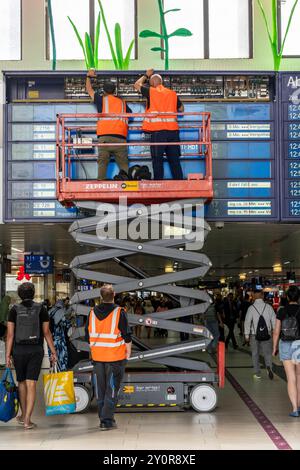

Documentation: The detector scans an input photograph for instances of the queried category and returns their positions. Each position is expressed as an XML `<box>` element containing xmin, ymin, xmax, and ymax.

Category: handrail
<box><xmin>56</xmin><ymin>111</ymin><xmax>212</xmax><ymax>185</ymax></box>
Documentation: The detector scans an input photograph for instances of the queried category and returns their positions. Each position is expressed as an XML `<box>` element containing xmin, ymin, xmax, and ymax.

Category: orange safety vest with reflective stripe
<box><xmin>88</xmin><ymin>307</ymin><xmax>126</xmax><ymax>362</ymax></box>
<box><xmin>96</xmin><ymin>95</ymin><xmax>128</xmax><ymax>138</ymax></box>
<box><xmin>142</xmin><ymin>85</ymin><xmax>179</xmax><ymax>132</ymax></box>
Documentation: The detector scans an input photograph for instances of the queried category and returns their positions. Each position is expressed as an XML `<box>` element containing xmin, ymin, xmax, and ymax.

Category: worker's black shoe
<box><xmin>100</xmin><ymin>423</ymin><xmax>113</xmax><ymax>431</ymax></box>
<box><xmin>100</xmin><ymin>420</ymin><xmax>117</xmax><ymax>431</ymax></box>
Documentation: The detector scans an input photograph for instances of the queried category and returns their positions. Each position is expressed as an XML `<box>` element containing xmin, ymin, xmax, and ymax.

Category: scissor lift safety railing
<box><xmin>56</xmin><ymin>111</ymin><xmax>213</xmax><ymax>204</ymax></box>
<box><xmin>56</xmin><ymin>110</ymin><xmax>224</xmax><ymax>411</ymax></box>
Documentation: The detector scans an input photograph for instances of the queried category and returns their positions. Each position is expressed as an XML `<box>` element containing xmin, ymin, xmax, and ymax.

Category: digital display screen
<box><xmin>281</xmin><ymin>73</ymin><xmax>300</xmax><ymax>220</ymax></box>
<box><xmin>6</xmin><ymin>74</ymin><xmax>278</xmax><ymax>222</ymax></box>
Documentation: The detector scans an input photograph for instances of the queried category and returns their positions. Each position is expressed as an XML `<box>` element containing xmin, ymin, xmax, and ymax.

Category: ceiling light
<box><xmin>11</xmin><ymin>247</ymin><xmax>23</xmax><ymax>253</ymax></box>
<box><xmin>273</xmin><ymin>264</ymin><xmax>282</xmax><ymax>273</ymax></box>
<box><xmin>165</xmin><ymin>266</ymin><xmax>174</xmax><ymax>273</ymax></box>
<box><xmin>239</xmin><ymin>273</ymin><xmax>246</xmax><ymax>281</ymax></box>
<box><xmin>284</xmin><ymin>261</ymin><xmax>291</xmax><ymax>265</ymax></box>
<box><xmin>179</xmin><ymin>247</ymin><xmax>184</xmax><ymax>251</ymax></box>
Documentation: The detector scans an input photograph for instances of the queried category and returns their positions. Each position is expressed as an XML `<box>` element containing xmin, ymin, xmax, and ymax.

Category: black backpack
<box><xmin>113</xmin><ymin>169</ymin><xmax>129</xmax><ymax>181</ymax></box>
<box><xmin>15</xmin><ymin>302</ymin><xmax>41</xmax><ymax>345</ymax></box>
<box><xmin>281</xmin><ymin>307</ymin><xmax>300</xmax><ymax>342</ymax></box>
<box><xmin>128</xmin><ymin>165</ymin><xmax>152</xmax><ymax>180</ymax></box>
<box><xmin>254</xmin><ymin>305</ymin><xmax>270</xmax><ymax>341</ymax></box>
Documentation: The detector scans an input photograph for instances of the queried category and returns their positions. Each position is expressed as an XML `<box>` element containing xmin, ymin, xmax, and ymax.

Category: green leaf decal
<box><xmin>68</xmin><ymin>16</ymin><xmax>89</xmax><ymax>68</ymax></box>
<box><xmin>123</xmin><ymin>39</ymin><xmax>135</xmax><ymax>70</ymax></box>
<box><xmin>115</xmin><ymin>23</ymin><xmax>124</xmax><ymax>69</ymax></box>
<box><xmin>139</xmin><ymin>29</ymin><xmax>163</xmax><ymax>38</ymax></box>
<box><xmin>94</xmin><ymin>11</ymin><xmax>101</xmax><ymax>69</ymax></box>
<box><xmin>85</xmin><ymin>33</ymin><xmax>95</xmax><ymax>69</ymax></box>
<box><xmin>164</xmin><ymin>8</ymin><xmax>181</xmax><ymax>14</ymax></box>
<box><xmin>168</xmin><ymin>28</ymin><xmax>193</xmax><ymax>38</ymax></box>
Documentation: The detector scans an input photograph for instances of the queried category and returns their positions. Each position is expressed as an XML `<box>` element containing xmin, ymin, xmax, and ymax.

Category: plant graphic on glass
<box><xmin>139</xmin><ymin>0</ymin><xmax>192</xmax><ymax>70</ymax></box>
<box><xmin>257</xmin><ymin>0</ymin><xmax>299</xmax><ymax>71</ymax></box>
<box><xmin>97</xmin><ymin>0</ymin><xmax>135</xmax><ymax>70</ymax></box>
<box><xmin>68</xmin><ymin>12</ymin><xmax>101</xmax><ymax>69</ymax></box>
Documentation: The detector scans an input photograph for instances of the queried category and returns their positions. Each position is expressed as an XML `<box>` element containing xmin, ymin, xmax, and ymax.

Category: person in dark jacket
<box><xmin>85</xmin><ymin>284</ymin><xmax>132</xmax><ymax>431</ymax></box>
<box><xmin>48</xmin><ymin>299</ymin><xmax>72</xmax><ymax>371</ymax></box>
<box><xmin>224</xmin><ymin>293</ymin><xmax>239</xmax><ymax>349</ymax></box>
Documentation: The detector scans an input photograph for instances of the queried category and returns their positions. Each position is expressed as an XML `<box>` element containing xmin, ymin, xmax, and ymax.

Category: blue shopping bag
<box><xmin>0</xmin><ymin>368</ymin><xmax>19</xmax><ymax>422</ymax></box>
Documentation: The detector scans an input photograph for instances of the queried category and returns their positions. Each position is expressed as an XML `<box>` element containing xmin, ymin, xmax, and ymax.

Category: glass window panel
<box><xmin>49</xmin><ymin>0</ymin><xmax>90</xmax><ymax>60</ymax></box>
<box><xmin>209</xmin><ymin>0</ymin><xmax>250</xmax><ymax>59</ymax></box>
<box><xmin>0</xmin><ymin>0</ymin><xmax>21</xmax><ymax>60</ymax></box>
<box><xmin>165</xmin><ymin>0</ymin><xmax>204</xmax><ymax>59</ymax></box>
<box><xmin>94</xmin><ymin>0</ymin><xmax>135</xmax><ymax>60</ymax></box>
<box><xmin>280</xmin><ymin>0</ymin><xmax>300</xmax><ymax>56</ymax></box>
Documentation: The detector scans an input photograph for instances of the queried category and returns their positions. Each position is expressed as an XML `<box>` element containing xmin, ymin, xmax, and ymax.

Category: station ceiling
<box><xmin>0</xmin><ymin>222</ymin><xmax>299</xmax><ymax>283</ymax></box>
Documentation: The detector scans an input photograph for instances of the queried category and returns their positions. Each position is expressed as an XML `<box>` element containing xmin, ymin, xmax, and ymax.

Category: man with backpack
<box><xmin>244</xmin><ymin>287</ymin><xmax>276</xmax><ymax>380</ymax></box>
<box><xmin>5</xmin><ymin>282</ymin><xmax>57</xmax><ymax>429</ymax></box>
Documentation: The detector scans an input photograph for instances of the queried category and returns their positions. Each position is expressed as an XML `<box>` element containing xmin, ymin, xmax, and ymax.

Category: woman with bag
<box><xmin>273</xmin><ymin>285</ymin><xmax>300</xmax><ymax>417</ymax></box>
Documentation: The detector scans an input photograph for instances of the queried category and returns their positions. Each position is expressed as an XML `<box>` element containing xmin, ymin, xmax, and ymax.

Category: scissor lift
<box><xmin>56</xmin><ymin>110</ymin><xmax>225</xmax><ymax>413</ymax></box>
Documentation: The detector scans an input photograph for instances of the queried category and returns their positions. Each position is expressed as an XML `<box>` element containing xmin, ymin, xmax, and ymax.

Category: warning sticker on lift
<box><xmin>123</xmin><ymin>385</ymin><xmax>134</xmax><ymax>394</ymax></box>
<box><xmin>135</xmin><ymin>385</ymin><xmax>160</xmax><ymax>392</ymax></box>
<box><xmin>166</xmin><ymin>395</ymin><xmax>177</xmax><ymax>401</ymax></box>
<box><xmin>121</xmin><ymin>182</ymin><xmax>139</xmax><ymax>191</ymax></box>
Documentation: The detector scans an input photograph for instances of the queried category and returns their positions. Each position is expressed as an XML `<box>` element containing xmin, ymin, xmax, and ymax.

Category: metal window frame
<box><xmin>278</xmin><ymin>0</ymin><xmax>300</xmax><ymax>58</ymax></box>
<box><xmin>45</xmin><ymin>0</ymin><xmax>138</xmax><ymax>62</ymax></box>
<box><xmin>0</xmin><ymin>0</ymin><xmax>22</xmax><ymax>61</ymax></box>
<box><xmin>163</xmin><ymin>0</ymin><xmax>252</xmax><ymax>61</ymax></box>
<box><xmin>207</xmin><ymin>0</ymin><xmax>253</xmax><ymax>60</ymax></box>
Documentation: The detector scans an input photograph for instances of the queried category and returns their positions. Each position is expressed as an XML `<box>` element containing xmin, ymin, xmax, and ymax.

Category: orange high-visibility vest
<box><xmin>96</xmin><ymin>95</ymin><xmax>128</xmax><ymax>137</ymax></box>
<box><xmin>142</xmin><ymin>85</ymin><xmax>179</xmax><ymax>132</ymax></box>
<box><xmin>88</xmin><ymin>307</ymin><xmax>126</xmax><ymax>362</ymax></box>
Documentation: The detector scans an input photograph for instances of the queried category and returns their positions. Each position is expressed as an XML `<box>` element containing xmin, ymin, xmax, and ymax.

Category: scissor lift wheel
<box><xmin>74</xmin><ymin>384</ymin><xmax>91</xmax><ymax>413</ymax></box>
<box><xmin>190</xmin><ymin>384</ymin><xmax>217</xmax><ymax>413</ymax></box>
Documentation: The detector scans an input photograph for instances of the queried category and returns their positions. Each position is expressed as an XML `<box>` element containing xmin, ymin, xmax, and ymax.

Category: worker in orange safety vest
<box><xmin>86</xmin><ymin>284</ymin><xmax>132</xmax><ymax>431</ymax></box>
<box><xmin>86</xmin><ymin>69</ymin><xmax>132</xmax><ymax>180</ymax></box>
<box><xmin>134</xmin><ymin>69</ymin><xmax>184</xmax><ymax>180</ymax></box>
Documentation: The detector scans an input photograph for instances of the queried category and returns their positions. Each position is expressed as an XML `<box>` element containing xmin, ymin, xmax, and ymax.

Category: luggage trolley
<box><xmin>56</xmin><ymin>110</ymin><xmax>225</xmax><ymax>413</ymax></box>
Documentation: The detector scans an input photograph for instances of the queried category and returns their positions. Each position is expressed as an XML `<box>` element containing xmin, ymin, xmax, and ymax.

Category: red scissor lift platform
<box><xmin>56</xmin><ymin>111</ymin><xmax>225</xmax><ymax>413</ymax></box>
<box><xmin>56</xmin><ymin>111</ymin><xmax>213</xmax><ymax>205</ymax></box>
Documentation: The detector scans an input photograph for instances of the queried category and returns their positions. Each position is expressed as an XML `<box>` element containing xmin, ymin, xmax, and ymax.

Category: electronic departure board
<box><xmin>280</xmin><ymin>73</ymin><xmax>300</xmax><ymax>221</ymax></box>
<box><xmin>4</xmin><ymin>71</ymin><xmax>278</xmax><ymax>222</ymax></box>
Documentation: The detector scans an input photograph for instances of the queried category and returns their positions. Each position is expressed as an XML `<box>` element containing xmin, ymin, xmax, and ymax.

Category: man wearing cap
<box><xmin>244</xmin><ymin>288</ymin><xmax>276</xmax><ymax>380</ymax></box>
<box><xmin>134</xmin><ymin>69</ymin><xmax>184</xmax><ymax>180</ymax></box>
<box><xmin>86</xmin><ymin>69</ymin><xmax>132</xmax><ymax>180</ymax></box>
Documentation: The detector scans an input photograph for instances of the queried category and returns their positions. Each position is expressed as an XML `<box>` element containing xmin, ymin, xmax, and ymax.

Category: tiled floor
<box><xmin>0</xmin><ymin>337</ymin><xmax>299</xmax><ymax>450</ymax></box>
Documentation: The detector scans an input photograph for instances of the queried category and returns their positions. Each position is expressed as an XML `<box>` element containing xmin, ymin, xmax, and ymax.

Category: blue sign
<box><xmin>24</xmin><ymin>254</ymin><xmax>54</xmax><ymax>274</ymax></box>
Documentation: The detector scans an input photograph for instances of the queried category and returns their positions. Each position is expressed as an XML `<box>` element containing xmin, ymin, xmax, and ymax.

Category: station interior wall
<box><xmin>1</xmin><ymin>0</ymin><xmax>300</xmax><ymax>226</ymax></box>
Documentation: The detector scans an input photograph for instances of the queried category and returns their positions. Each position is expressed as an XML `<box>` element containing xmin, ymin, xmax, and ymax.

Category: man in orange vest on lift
<box><xmin>134</xmin><ymin>69</ymin><xmax>184</xmax><ymax>180</ymax></box>
<box><xmin>86</xmin><ymin>69</ymin><xmax>132</xmax><ymax>180</ymax></box>
<box><xmin>86</xmin><ymin>284</ymin><xmax>132</xmax><ymax>431</ymax></box>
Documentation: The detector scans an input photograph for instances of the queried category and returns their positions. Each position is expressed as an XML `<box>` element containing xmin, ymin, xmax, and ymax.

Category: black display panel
<box><xmin>280</xmin><ymin>73</ymin><xmax>300</xmax><ymax>221</ymax></box>
<box><xmin>4</xmin><ymin>70</ymin><xmax>278</xmax><ymax>222</ymax></box>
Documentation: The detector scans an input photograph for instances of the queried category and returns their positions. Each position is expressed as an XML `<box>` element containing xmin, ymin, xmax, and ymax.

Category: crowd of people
<box><xmin>1</xmin><ymin>281</ymin><xmax>300</xmax><ymax>429</ymax></box>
